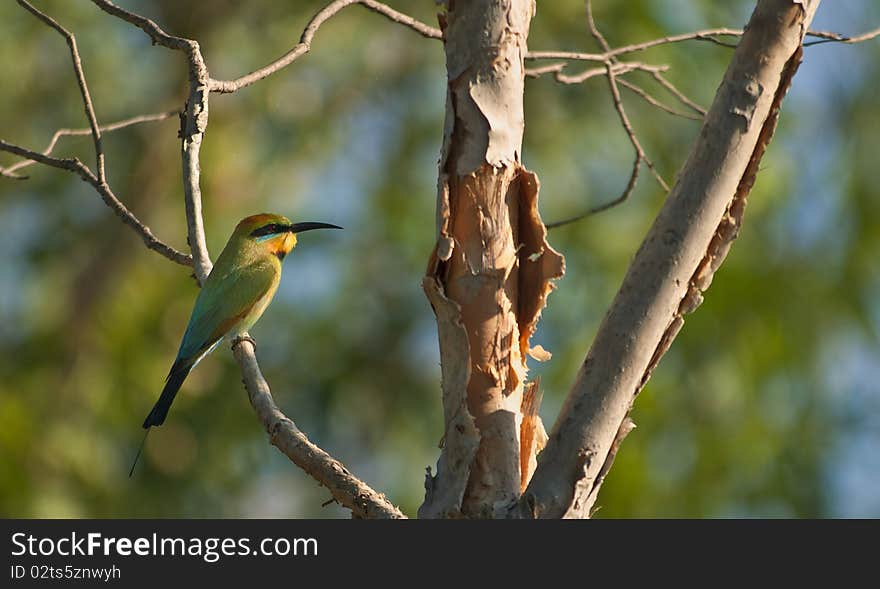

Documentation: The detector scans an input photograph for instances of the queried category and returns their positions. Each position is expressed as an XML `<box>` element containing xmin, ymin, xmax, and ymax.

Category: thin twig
<box><xmin>546</xmin><ymin>155</ymin><xmax>641</xmax><ymax>229</ymax></box>
<box><xmin>7</xmin><ymin>1</ymin><xmax>189</xmax><ymax>266</ymax></box>
<box><xmin>602</xmin><ymin>60</ymin><xmax>668</xmax><ymax>191</ymax></box>
<box><xmin>651</xmin><ymin>71</ymin><xmax>707</xmax><ymax>116</ymax></box>
<box><xmin>803</xmin><ymin>26</ymin><xmax>880</xmax><ymax>46</ymax></box>
<box><xmin>527</xmin><ymin>26</ymin><xmax>880</xmax><ymax>62</ymax></box>
<box><xmin>617</xmin><ymin>78</ymin><xmax>702</xmax><ymax>120</ymax></box>
<box><xmin>0</xmin><ymin>139</ymin><xmax>192</xmax><ymax>266</ymax></box>
<box><xmin>89</xmin><ymin>0</ymin><xmax>195</xmax><ymax>52</ymax></box>
<box><xmin>585</xmin><ymin>0</ymin><xmax>613</xmax><ymax>54</ymax></box>
<box><xmin>524</xmin><ymin>18</ymin><xmax>707</xmax><ymax>122</ymax></box>
<box><xmin>209</xmin><ymin>0</ymin><xmax>441</xmax><ymax>94</ymax></box>
<box><xmin>90</xmin><ymin>0</ymin><xmax>213</xmax><ymax>282</ymax></box>
<box><xmin>526</xmin><ymin>61</ymin><xmax>668</xmax><ymax>84</ymax></box>
<box><xmin>588</xmin><ymin>1</ymin><xmax>668</xmax><ymax>193</ymax></box>
<box><xmin>524</xmin><ymin>62</ymin><xmax>567</xmax><ymax>78</ymax></box>
<box><xmin>17</xmin><ymin>0</ymin><xmax>106</xmax><ymax>183</ymax></box>
<box><xmin>548</xmin><ymin>1</ymin><xmax>669</xmax><ymax>229</ymax></box>
<box><xmin>526</xmin><ymin>18</ymin><xmax>878</xmax><ymax>133</ymax></box>
<box><xmin>527</xmin><ymin>28</ymin><xmax>744</xmax><ymax>63</ymax></box>
<box><xmin>1</xmin><ymin>110</ymin><xmax>178</xmax><ymax>178</ymax></box>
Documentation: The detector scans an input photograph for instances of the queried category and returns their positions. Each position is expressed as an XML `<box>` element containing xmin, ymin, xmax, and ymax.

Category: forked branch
<box><xmin>209</xmin><ymin>0</ymin><xmax>441</xmax><ymax>94</ymax></box>
<box><xmin>16</xmin><ymin>0</ymin><xmax>106</xmax><ymax>183</ymax></box>
<box><xmin>0</xmin><ymin>139</ymin><xmax>191</xmax><ymax>266</ymax></box>
<box><xmin>1</xmin><ymin>110</ymin><xmax>178</xmax><ymax>179</ymax></box>
<box><xmin>1</xmin><ymin>2</ymin><xmax>189</xmax><ymax>267</ymax></box>
<box><xmin>516</xmin><ymin>0</ymin><xmax>822</xmax><ymax>519</ymax></box>
<box><xmin>87</xmin><ymin>0</ymin><xmax>407</xmax><ymax>518</ymax></box>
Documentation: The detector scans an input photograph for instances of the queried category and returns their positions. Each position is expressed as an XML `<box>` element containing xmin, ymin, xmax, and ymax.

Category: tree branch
<box><xmin>90</xmin><ymin>0</ymin><xmax>213</xmax><ymax>281</ymax></box>
<box><xmin>532</xmin><ymin>8</ymin><xmax>877</xmax><ymax>227</ymax></box>
<box><xmin>604</xmin><ymin>62</ymin><xmax>669</xmax><ymax>193</ymax></box>
<box><xmin>515</xmin><ymin>0</ymin><xmax>820</xmax><ymax>519</ymax></box>
<box><xmin>525</xmin><ymin>61</ymin><xmax>668</xmax><ymax>84</ymax></box>
<box><xmin>208</xmin><ymin>0</ymin><xmax>442</xmax><ymax>94</ymax></box>
<box><xmin>547</xmin><ymin>1</ymin><xmax>671</xmax><ymax>227</ymax></box>
<box><xmin>17</xmin><ymin>0</ymin><xmax>106</xmax><ymax>183</ymax></box>
<box><xmin>526</xmin><ymin>26</ymin><xmax>878</xmax><ymax>62</ymax></box>
<box><xmin>86</xmin><ymin>0</ymin><xmax>405</xmax><ymax>518</ymax></box>
<box><xmin>1</xmin><ymin>110</ymin><xmax>178</xmax><ymax>179</ymax></box>
<box><xmin>546</xmin><ymin>156</ymin><xmax>640</xmax><ymax>228</ymax></box>
<box><xmin>617</xmin><ymin>78</ymin><xmax>703</xmax><ymax>120</ymax></box>
<box><xmin>0</xmin><ymin>139</ymin><xmax>192</xmax><ymax>267</ymax></box>
<box><xmin>803</xmin><ymin>26</ymin><xmax>880</xmax><ymax>46</ymax></box>
<box><xmin>3</xmin><ymin>2</ymin><xmax>190</xmax><ymax>267</ymax></box>
<box><xmin>526</xmin><ymin>28</ymin><xmax>745</xmax><ymax>63</ymax></box>
<box><xmin>420</xmin><ymin>0</ymin><xmax>565</xmax><ymax>518</ymax></box>
<box><xmin>650</xmin><ymin>71</ymin><xmax>708</xmax><ymax>116</ymax></box>
<box><xmin>233</xmin><ymin>340</ymin><xmax>405</xmax><ymax>518</ymax></box>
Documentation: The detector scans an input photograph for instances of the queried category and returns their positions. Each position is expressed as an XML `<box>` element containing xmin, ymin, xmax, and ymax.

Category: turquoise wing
<box><xmin>142</xmin><ymin>260</ymin><xmax>277</xmax><ymax>429</ymax></box>
<box><xmin>175</xmin><ymin>261</ymin><xmax>277</xmax><ymax>364</ymax></box>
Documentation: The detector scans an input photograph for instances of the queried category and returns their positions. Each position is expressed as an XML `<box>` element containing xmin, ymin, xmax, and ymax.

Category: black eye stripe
<box><xmin>250</xmin><ymin>223</ymin><xmax>285</xmax><ymax>237</ymax></box>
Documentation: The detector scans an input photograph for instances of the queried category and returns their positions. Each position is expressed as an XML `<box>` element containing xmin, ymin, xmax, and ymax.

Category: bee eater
<box><xmin>130</xmin><ymin>213</ymin><xmax>341</xmax><ymax>475</ymax></box>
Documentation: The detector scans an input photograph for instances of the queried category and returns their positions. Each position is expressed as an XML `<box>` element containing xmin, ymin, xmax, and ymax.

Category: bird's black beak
<box><xmin>288</xmin><ymin>222</ymin><xmax>343</xmax><ymax>234</ymax></box>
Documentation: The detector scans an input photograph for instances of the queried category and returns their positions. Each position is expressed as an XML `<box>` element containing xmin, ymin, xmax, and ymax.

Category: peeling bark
<box><xmin>515</xmin><ymin>0</ymin><xmax>819</xmax><ymax>519</ymax></box>
<box><xmin>519</xmin><ymin>378</ymin><xmax>547</xmax><ymax>493</ymax></box>
<box><xmin>420</xmin><ymin>0</ymin><xmax>563</xmax><ymax>518</ymax></box>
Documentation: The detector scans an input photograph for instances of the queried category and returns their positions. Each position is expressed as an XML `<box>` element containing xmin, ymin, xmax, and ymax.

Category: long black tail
<box><xmin>142</xmin><ymin>361</ymin><xmax>193</xmax><ymax>429</ymax></box>
<box><xmin>129</xmin><ymin>428</ymin><xmax>150</xmax><ymax>478</ymax></box>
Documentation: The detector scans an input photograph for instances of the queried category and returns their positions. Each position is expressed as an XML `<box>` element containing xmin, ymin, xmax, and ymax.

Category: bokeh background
<box><xmin>1</xmin><ymin>0</ymin><xmax>877</xmax><ymax>518</ymax></box>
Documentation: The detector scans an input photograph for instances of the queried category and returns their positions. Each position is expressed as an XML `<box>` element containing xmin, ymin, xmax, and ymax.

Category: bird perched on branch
<box><xmin>130</xmin><ymin>213</ymin><xmax>341</xmax><ymax>476</ymax></box>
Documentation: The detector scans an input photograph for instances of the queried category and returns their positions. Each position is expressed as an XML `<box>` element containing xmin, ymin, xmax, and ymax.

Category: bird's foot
<box><xmin>231</xmin><ymin>334</ymin><xmax>257</xmax><ymax>351</ymax></box>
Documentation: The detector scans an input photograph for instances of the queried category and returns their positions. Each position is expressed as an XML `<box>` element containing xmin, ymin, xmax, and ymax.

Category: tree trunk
<box><xmin>420</xmin><ymin>0</ymin><xmax>564</xmax><ymax>518</ymax></box>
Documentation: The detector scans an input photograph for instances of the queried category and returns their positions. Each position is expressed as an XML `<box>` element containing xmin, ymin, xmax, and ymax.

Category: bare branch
<box><xmin>18</xmin><ymin>0</ymin><xmax>106</xmax><ymax>183</ymax></box>
<box><xmin>208</xmin><ymin>0</ymin><xmax>441</xmax><ymax>94</ymax></box>
<box><xmin>524</xmin><ymin>62</ymin><xmax>568</xmax><ymax>78</ymax></box>
<box><xmin>233</xmin><ymin>340</ymin><xmax>406</xmax><ymax>519</ymax></box>
<box><xmin>804</xmin><ymin>26</ymin><xmax>880</xmax><ymax>46</ymax></box>
<box><xmin>527</xmin><ymin>26</ymin><xmax>879</xmax><ymax>62</ymax></box>
<box><xmin>543</xmin><ymin>8</ymin><xmax>878</xmax><ymax>231</ymax></box>
<box><xmin>548</xmin><ymin>2</ymin><xmax>670</xmax><ymax>229</ymax></box>
<box><xmin>89</xmin><ymin>0</ymin><xmax>195</xmax><ymax>52</ymax></box>
<box><xmin>591</xmin><ymin>1</ymin><xmax>668</xmax><ymax>194</ymax></box>
<box><xmin>650</xmin><ymin>71</ymin><xmax>708</xmax><ymax>116</ymax></box>
<box><xmin>518</xmin><ymin>0</ymin><xmax>819</xmax><ymax>519</ymax></box>
<box><xmin>606</xmin><ymin>68</ymin><xmax>670</xmax><ymax>194</ymax></box>
<box><xmin>90</xmin><ymin>0</ymin><xmax>212</xmax><ymax>281</ymax></box>
<box><xmin>526</xmin><ymin>28</ymin><xmax>744</xmax><ymax>63</ymax></box>
<box><xmin>6</xmin><ymin>2</ymin><xmax>189</xmax><ymax>265</ymax></box>
<box><xmin>0</xmin><ymin>139</ymin><xmax>192</xmax><ymax>267</ymax></box>
<box><xmin>617</xmin><ymin>78</ymin><xmax>702</xmax><ymax>120</ymax></box>
<box><xmin>0</xmin><ymin>166</ymin><xmax>27</xmax><ymax>180</ymax></box>
<box><xmin>85</xmin><ymin>0</ymin><xmax>404</xmax><ymax>518</ymax></box>
<box><xmin>585</xmin><ymin>0</ymin><xmax>612</xmax><ymax>54</ymax></box>
<box><xmin>546</xmin><ymin>155</ymin><xmax>640</xmax><ymax>229</ymax></box>
<box><xmin>1</xmin><ymin>110</ymin><xmax>178</xmax><ymax>178</ymax></box>
<box><xmin>526</xmin><ymin>61</ymin><xmax>668</xmax><ymax>84</ymax></box>
<box><xmin>0</xmin><ymin>140</ymin><xmax>93</xmax><ymax>179</ymax></box>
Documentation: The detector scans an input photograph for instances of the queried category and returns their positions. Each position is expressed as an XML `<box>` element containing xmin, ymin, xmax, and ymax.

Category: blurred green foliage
<box><xmin>0</xmin><ymin>0</ymin><xmax>877</xmax><ymax>518</ymax></box>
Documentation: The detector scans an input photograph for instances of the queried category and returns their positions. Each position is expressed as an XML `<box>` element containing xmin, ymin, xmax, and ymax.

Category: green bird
<box><xmin>130</xmin><ymin>213</ymin><xmax>341</xmax><ymax>475</ymax></box>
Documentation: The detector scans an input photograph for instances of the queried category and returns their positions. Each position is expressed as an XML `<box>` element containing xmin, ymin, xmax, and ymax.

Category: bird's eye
<box><xmin>251</xmin><ymin>223</ymin><xmax>282</xmax><ymax>238</ymax></box>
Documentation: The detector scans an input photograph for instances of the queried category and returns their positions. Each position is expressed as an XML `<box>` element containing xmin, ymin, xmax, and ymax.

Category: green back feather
<box><xmin>175</xmin><ymin>235</ymin><xmax>280</xmax><ymax>364</ymax></box>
